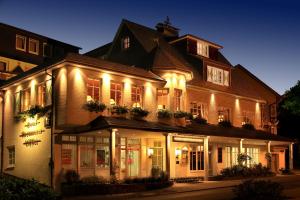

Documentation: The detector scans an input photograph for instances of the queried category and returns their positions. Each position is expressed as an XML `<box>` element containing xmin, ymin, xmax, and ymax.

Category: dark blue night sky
<box><xmin>1</xmin><ymin>0</ymin><xmax>299</xmax><ymax>94</ymax></box>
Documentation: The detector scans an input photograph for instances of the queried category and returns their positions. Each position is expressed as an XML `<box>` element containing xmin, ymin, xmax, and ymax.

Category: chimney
<box><xmin>156</xmin><ymin>16</ymin><xmax>179</xmax><ymax>40</ymax></box>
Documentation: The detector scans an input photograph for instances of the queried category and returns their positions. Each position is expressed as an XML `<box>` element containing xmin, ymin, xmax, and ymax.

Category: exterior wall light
<box><xmin>148</xmin><ymin>148</ymin><xmax>154</xmax><ymax>158</ymax></box>
<box><xmin>175</xmin><ymin>148</ymin><xmax>181</xmax><ymax>159</ymax></box>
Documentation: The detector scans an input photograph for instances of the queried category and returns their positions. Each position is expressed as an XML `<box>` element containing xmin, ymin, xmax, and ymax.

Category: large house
<box><xmin>0</xmin><ymin>19</ymin><xmax>294</xmax><ymax>190</ymax></box>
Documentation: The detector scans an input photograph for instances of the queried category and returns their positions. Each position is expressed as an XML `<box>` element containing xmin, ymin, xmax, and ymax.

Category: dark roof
<box><xmin>0</xmin><ymin>22</ymin><xmax>81</xmax><ymax>50</ymax></box>
<box><xmin>0</xmin><ymin>53</ymin><xmax>164</xmax><ymax>88</ymax></box>
<box><xmin>59</xmin><ymin>116</ymin><xmax>294</xmax><ymax>142</ymax></box>
<box><xmin>84</xmin><ymin>42</ymin><xmax>112</xmax><ymax>58</ymax></box>
<box><xmin>172</xmin><ymin>34</ymin><xmax>223</xmax><ymax>49</ymax></box>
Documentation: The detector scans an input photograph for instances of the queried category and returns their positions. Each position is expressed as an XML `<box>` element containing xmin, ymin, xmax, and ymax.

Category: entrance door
<box><xmin>271</xmin><ymin>154</ymin><xmax>279</xmax><ymax>173</ymax></box>
<box><xmin>127</xmin><ymin>149</ymin><xmax>139</xmax><ymax>177</ymax></box>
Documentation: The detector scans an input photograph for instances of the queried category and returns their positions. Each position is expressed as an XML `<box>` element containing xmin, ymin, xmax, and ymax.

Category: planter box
<box><xmin>111</xmin><ymin>113</ymin><xmax>126</xmax><ymax>118</ymax></box>
<box><xmin>174</xmin><ymin>117</ymin><xmax>186</xmax><ymax>127</ymax></box>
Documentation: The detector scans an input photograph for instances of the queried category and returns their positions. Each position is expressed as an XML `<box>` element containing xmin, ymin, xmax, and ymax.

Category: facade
<box><xmin>0</xmin><ymin>23</ymin><xmax>80</xmax><ymax>80</ymax></box>
<box><xmin>0</xmin><ymin>19</ymin><xmax>294</xmax><ymax>190</ymax></box>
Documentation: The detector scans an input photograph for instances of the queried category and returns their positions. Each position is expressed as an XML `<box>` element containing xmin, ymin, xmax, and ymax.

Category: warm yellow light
<box><xmin>74</xmin><ymin>68</ymin><xmax>82</xmax><ymax>81</ymax></box>
<box><xmin>30</xmin><ymin>79</ymin><xmax>36</xmax><ymax>87</ymax></box>
<box><xmin>175</xmin><ymin>148</ymin><xmax>181</xmax><ymax>157</ymax></box>
<box><xmin>210</xmin><ymin>93</ymin><xmax>215</xmax><ymax>104</ymax></box>
<box><xmin>102</xmin><ymin>73</ymin><xmax>110</xmax><ymax>84</ymax></box>
<box><xmin>148</xmin><ymin>148</ymin><xmax>154</xmax><ymax>158</ymax></box>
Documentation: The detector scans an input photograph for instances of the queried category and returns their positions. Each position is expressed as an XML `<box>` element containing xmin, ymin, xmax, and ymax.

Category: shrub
<box><xmin>151</xmin><ymin>167</ymin><xmax>161</xmax><ymax>178</ymax></box>
<box><xmin>242</xmin><ymin>123</ymin><xmax>255</xmax><ymax>130</ymax></box>
<box><xmin>65</xmin><ymin>170</ymin><xmax>80</xmax><ymax>184</ymax></box>
<box><xmin>81</xmin><ymin>176</ymin><xmax>108</xmax><ymax>184</ymax></box>
<box><xmin>220</xmin><ymin>163</ymin><xmax>274</xmax><ymax>178</ymax></box>
<box><xmin>193</xmin><ymin>116</ymin><xmax>207</xmax><ymax>124</ymax></box>
<box><xmin>111</xmin><ymin>105</ymin><xmax>129</xmax><ymax>114</ymax></box>
<box><xmin>279</xmin><ymin>168</ymin><xmax>294</xmax><ymax>175</ymax></box>
<box><xmin>83</xmin><ymin>101</ymin><xmax>106</xmax><ymax>113</ymax></box>
<box><xmin>130</xmin><ymin>107</ymin><xmax>149</xmax><ymax>118</ymax></box>
<box><xmin>173</xmin><ymin>111</ymin><xmax>188</xmax><ymax>118</ymax></box>
<box><xmin>237</xmin><ymin>153</ymin><xmax>252</xmax><ymax>166</ymax></box>
<box><xmin>157</xmin><ymin>109</ymin><xmax>172</xmax><ymax>119</ymax></box>
<box><xmin>0</xmin><ymin>175</ymin><xmax>58</xmax><ymax>200</ymax></box>
<box><xmin>233</xmin><ymin>179</ymin><xmax>287</xmax><ymax>200</ymax></box>
<box><xmin>218</xmin><ymin>120</ymin><xmax>232</xmax><ymax>127</ymax></box>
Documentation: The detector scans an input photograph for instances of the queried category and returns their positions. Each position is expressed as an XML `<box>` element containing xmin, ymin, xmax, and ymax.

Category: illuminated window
<box><xmin>190</xmin><ymin>102</ymin><xmax>208</xmax><ymax>119</ymax></box>
<box><xmin>16</xmin><ymin>35</ymin><xmax>26</xmax><ymax>51</ymax></box>
<box><xmin>207</xmin><ymin>66</ymin><xmax>229</xmax><ymax>86</ymax></box>
<box><xmin>241</xmin><ymin>111</ymin><xmax>254</xmax><ymax>125</ymax></box>
<box><xmin>96</xmin><ymin>137</ymin><xmax>110</xmax><ymax>168</ymax></box>
<box><xmin>36</xmin><ymin>83</ymin><xmax>46</xmax><ymax>107</ymax></box>
<box><xmin>110</xmin><ymin>82</ymin><xmax>122</xmax><ymax>105</ymax></box>
<box><xmin>87</xmin><ymin>78</ymin><xmax>100</xmax><ymax>102</ymax></box>
<box><xmin>218</xmin><ymin>107</ymin><xmax>230</xmax><ymax>122</ymax></box>
<box><xmin>21</xmin><ymin>88</ymin><xmax>31</xmax><ymax>112</ymax></box>
<box><xmin>7</xmin><ymin>146</ymin><xmax>15</xmax><ymax>167</ymax></box>
<box><xmin>157</xmin><ymin>88</ymin><xmax>169</xmax><ymax>109</ymax></box>
<box><xmin>196</xmin><ymin>41</ymin><xmax>209</xmax><ymax>57</ymax></box>
<box><xmin>28</xmin><ymin>38</ymin><xmax>39</xmax><ymax>55</ymax></box>
<box><xmin>246</xmin><ymin>148</ymin><xmax>259</xmax><ymax>167</ymax></box>
<box><xmin>131</xmin><ymin>85</ymin><xmax>143</xmax><ymax>107</ymax></box>
<box><xmin>152</xmin><ymin>141</ymin><xmax>163</xmax><ymax>170</ymax></box>
<box><xmin>62</xmin><ymin>144</ymin><xmax>77</xmax><ymax>170</ymax></box>
<box><xmin>122</xmin><ymin>36</ymin><xmax>130</xmax><ymax>49</ymax></box>
<box><xmin>174</xmin><ymin>89</ymin><xmax>182</xmax><ymax>111</ymax></box>
<box><xmin>79</xmin><ymin>136</ymin><xmax>94</xmax><ymax>168</ymax></box>
<box><xmin>14</xmin><ymin>92</ymin><xmax>21</xmax><ymax>115</ymax></box>
<box><xmin>225</xmin><ymin>146</ymin><xmax>239</xmax><ymax>167</ymax></box>
<box><xmin>190</xmin><ymin>146</ymin><xmax>204</xmax><ymax>171</ymax></box>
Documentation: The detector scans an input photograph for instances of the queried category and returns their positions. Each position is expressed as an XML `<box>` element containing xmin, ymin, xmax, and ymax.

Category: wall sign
<box><xmin>173</xmin><ymin>136</ymin><xmax>203</xmax><ymax>143</ymax></box>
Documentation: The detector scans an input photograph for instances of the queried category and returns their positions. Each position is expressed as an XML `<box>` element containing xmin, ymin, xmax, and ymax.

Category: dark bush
<box><xmin>157</xmin><ymin>109</ymin><xmax>172</xmax><ymax>119</ymax></box>
<box><xmin>220</xmin><ymin>164</ymin><xmax>275</xmax><ymax>178</ymax></box>
<box><xmin>218</xmin><ymin>120</ymin><xmax>232</xmax><ymax>127</ymax></box>
<box><xmin>111</xmin><ymin>105</ymin><xmax>129</xmax><ymax>114</ymax></box>
<box><xmin>81</xmin><ymin>176</ymin><xmax>108</xmax><ymax>184</ymax></box>
<box><xmin>64</xmin><ymin>170</ymin><xmax>80</xmax><ymax>184</ymax></box>
<box><xmin>130</xmin><ymin>107</ymin><xmax>149</xmax><ymax>118</ymax></box>
<box><xmin>83</xmin><ymin>101</ymin><xmax>106</xmax><ymax>113</ymax></box>
<box><xmin>233</xmin><ymin>179</ymin><xmax>287</xmax><ymax>200</ymax></box>
<box><xmin>0</xmin><ymin>174</ymin><xmax>58</xmax><ymax>200</ymax></box>
<box><xmin>242</xmin><ymin>123</ymin><xmax>255</xmax><ymax>130</ymax></box>
<box><xmin>173</xmin><ymin>111</ymin><xmax>188</xmax><ymax>118</ymax></box>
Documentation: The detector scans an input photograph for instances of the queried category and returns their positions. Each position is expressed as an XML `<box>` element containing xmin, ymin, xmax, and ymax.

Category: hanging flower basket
<box><xmin>83</xmin><ymin>101</ymin><xmax>106</xmax><ymax>115</ymax></box>
<box><xmin>130</xmin><ymin>107</ymin><xmax>149</xmax><ymax>120</ymax></box>
<box><xmin>111</xmin><ymin>105</ymin><xmax>128</xmax><ymax>118</ymax></box>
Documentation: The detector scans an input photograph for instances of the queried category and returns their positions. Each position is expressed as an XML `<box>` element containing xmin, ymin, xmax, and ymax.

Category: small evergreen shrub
<box><xmin>218</xmin><ymin>120</ymin><xmax>232</xmax><ymax>128</ymax></box>
<box><xmin>233</xmin><ymin>179</ymin><xmax>287</xmax><ymax>200</ymax></box>
<box><xmin>242</xmin><ymin>123</ymin><xmax>255</xmax><ymax>130</ymax></box>
<box><xmin>220</xmin><ymin>163</ymin><xmax>274</xmax><ymax>178</ymax></box>
<box><xmin>81</xmin><ymin>176</ymin><xmax>108</xmax><ymax>184</ymax></box>
<box><xmin>157</xmin><ymin>109</ymin><xmax>172</xmax><ymax>119</ymax></box>
<box><xmin>173</xmin><ymin>111</ymin><xmax>188</xmax><ymax>118</ymax></box>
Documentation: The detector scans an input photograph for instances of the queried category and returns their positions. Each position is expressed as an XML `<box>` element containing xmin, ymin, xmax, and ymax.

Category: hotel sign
<box><xmin>173</xmin><ymin>136</ymin><xmax>203</xmax><ymax>143</ymax></box>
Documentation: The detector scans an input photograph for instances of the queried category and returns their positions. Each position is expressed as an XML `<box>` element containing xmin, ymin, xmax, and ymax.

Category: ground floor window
<box><xmin>246</xmin><ymin>148</ymin><xmax>259</xmax><ymax>167</ymax></box>
<box><xmin>190</xmin><ymin>146</ymin><xmax>204</xmax><ymax>171</ymax></box>
<box><xmin>7</xmin><ymin>146</ymin><xmax>15</xmax><ymax>167</ymax></box>
<box><xmin>152</xmin><ymin>141</ymin><xmax>163</xmax><ymax>170</ymax></box>
<box><xmin>225</xmin><ymin>146</ymin><xmax>239</xmax><ymax>167</ymax></box>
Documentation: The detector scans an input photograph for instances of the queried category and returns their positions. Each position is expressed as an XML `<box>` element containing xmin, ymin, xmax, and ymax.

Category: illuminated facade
<box><xmin>0</xmin><ymin>20</ymin><xmax>294</xmax><ymax>190</ymax></box>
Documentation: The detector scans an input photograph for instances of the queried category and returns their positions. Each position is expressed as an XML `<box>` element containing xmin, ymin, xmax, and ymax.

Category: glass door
<box><xmin>127</xmin><ymin>138</ymin><xmax>140</xmax><ymax>177</ymax></box>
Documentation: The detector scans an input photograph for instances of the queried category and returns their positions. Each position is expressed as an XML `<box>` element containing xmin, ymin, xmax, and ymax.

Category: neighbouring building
<box><xmin>0</xmin><ymin>19</ymin><xmax>294</xmax><ymax>190</ymax></box>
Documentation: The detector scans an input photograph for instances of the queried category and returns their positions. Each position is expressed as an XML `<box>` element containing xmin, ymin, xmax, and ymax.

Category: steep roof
<box><xmin>59</xmin><ymin>116</ymin><xmax>294</xmax><ymax>142</ymax></box>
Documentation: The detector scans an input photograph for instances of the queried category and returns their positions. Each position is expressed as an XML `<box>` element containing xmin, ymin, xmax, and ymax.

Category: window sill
<box><xmin>5</xmin><ymin>165</ymin><xmax>15</xmax><ymax>170</ymax></box>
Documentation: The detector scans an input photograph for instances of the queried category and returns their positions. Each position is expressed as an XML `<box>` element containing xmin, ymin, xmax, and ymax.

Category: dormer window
<box><xmin>207</xmin><ymin>66</ymin><xmax>229</xmax><ymax>86</ymax></box>
<box><xmin>122</xmin><ymin>36</ymin><xmax>130</xmax><ymax>50</ymax></box>
<box><xmin>196</xmin><ymin>41</ymin><xmax>209</xmax><ymax>57</ymax></box>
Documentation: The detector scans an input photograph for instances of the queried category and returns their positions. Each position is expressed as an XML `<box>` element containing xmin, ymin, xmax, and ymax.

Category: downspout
<box><xmin>0</xmin><ymin>90</ymin><xmax>5</xmax><ymax>174</ymax></box>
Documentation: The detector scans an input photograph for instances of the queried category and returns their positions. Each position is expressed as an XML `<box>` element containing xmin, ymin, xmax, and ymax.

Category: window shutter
<box><xmin>207</xmin><ymin>66</ymin><xmax>212</xmax><ymax>82</ymax></box>
<box><xmin>45</xmin><ymin>80</ymin><xmax>52</xmax><ymax>106</ymax></box>
<box><xmin>224</xmin><ymin>71</ymin><xmax>229</xmax><ymax>86</ymax></box>
<box><xmin>14</xmin><ymin>92</ymin><xmax>21</xmax><ymax>115</ymax></box>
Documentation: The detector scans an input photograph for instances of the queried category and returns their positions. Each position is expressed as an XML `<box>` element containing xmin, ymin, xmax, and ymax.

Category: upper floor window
<box><xmin>87</xmin><ymin>78</ymin><xmax>101</xmax><ymax>102</ymax></box>
<box><xmin>122</xmin><ymin>36</ymin><xmax>130</xmax><ymax>50</ymax></box>
<box><xmin>43</xmin><ymin>43</ymin><xmax>52</xmax><ymax>57</ymax></box>
<box><xmin>110</xmin><ymin>82</ymin><xmax>122</xmax><ymax>105</ymax></box>
<box><xmin>157</xmin><ymin>88</ymin><xmax>169</xmax><ymax>109</ymax></box>
<box><xmin>36</xmin><ymin>83</ymin><xmax>46</xmax><ymax>107</ymax></box>
<box><xmin>241</xmin><ymin>110</ymin><xmax>254</xmax><ymax>125</ymax></box>
<box><xmin>16</xmin><ymin>35</ymin><xmax>26</xmax><ymax>51</ymax></box>
<box><xmin>21</xmin><ymin>88</ymin><xmax>31</xmax><ymax>112</ymax></box>
<box><xmin>28</xmin><ymin>38</ymin><xmax>39</xmax><ymax>55</ymax></box>
<box><xmin>218</xmin><ymin>107</ymin><xmax>230</xmax><ymax>122</ymax></box>
<box><xmin>131</xmin><ymin>85</ymin><xmax>143</xmax><ymax>107</ymax></box>
<box><xmin>0</xmin><ymin>61</ymin><xmax>7</xmax><ymax>72</ymax></box>
<box><xmin>174</xmin><ymin>89</ymin><xmax>182</xmax><ymax>111</ymax></box>
<box><xmin>190</xmin><ymin>102</ymin><xmax>208</xmax><ymax>119</ymax></box>
<box><xmin>207</xmin><ymin>66</ymin><xmax>229</xmax><ymax>86</ymax></box>
<box><xmin>196</xmin><ymin>41</ymin><xmax>209</xmax><ymax>57</ymax></box>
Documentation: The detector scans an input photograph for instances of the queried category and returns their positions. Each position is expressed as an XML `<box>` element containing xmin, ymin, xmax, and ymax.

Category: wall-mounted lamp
<box><xmin>175</xmin><ymin>148</ymin><xmax>181</xmax><ymax>159</ymax></box>
<box><xmin>148</xmin><ymin>148</ymin><xmax>154</xmax><ymax>158</ymax></box>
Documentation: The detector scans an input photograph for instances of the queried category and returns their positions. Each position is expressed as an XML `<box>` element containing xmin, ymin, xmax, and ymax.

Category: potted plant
<box><xmin>242</xmin><ymin>123</ymin><xmax>255</xmax><ymax>130</ymax></box>
<box><xmin>157</xmin><ymin>109</ymin><xmax>172</xmax><ymax>124</ymax></box>
<box><xmin>130</xmin><ymin>107</ymin><xmax>149</xmax><ymax>120</ymax></box>
<box><xmin>111</xmin><ymin>105</ymin><xmax>128</xmax><ymax>118</ymax></box>
<box><xmin>218</xmin><ymin>120</ymin><xmax>232</xmax><ymax>128</ymax></box>
<box><xmin>83</xmin><ymin>101</ymin><xmax>106</xmax><ymax>115</ymax></box>
<box><xmin>173</xmin><ymin>111</ymin><xmax>188</xmax><ymax>127</ymax></box>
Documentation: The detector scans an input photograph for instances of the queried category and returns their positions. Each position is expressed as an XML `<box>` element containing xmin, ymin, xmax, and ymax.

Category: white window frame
<box><xmin>190</xmin><ymin>102</ymin><xmax>208</xmax><ymax>119</ymax></box>
<box><xmin>7</xmin><ymin>146</ymin><xmax>15</xmax><ymax>167</ymax></box>
<box><xmin>196</xmin><ymin>41</ymin><xmax>209</xmax><ymax>57</ymax></box>
<box><xmin>207</xmin><ymin>66</ymin><xmax>230</xmax><ymax>86</ymax></box>
<box><xmin>16</xmin><ymin>35</ymin><xmax>26</xmax><ymax>51</ymax></box>
<box><xmin>28</xmin><ymin>38</ymin><xmax>39</xmax><ymax>55</ymax></box>
<box><xmin>122</xmin><ymin>36</ymin><xmax>130</xmax><ymax>50</ymax></box>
